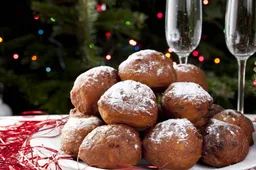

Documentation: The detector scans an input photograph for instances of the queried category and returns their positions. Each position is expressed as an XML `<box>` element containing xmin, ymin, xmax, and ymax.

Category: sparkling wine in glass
<box><xmin>165</xmin><ymin>0</ymin><xmax>202</xmax><ymax>64</ymax></box>
<box><xmin>225</xmin><ymin>0</ymin><xmax>256</xmax><ymax>113</ymax></box>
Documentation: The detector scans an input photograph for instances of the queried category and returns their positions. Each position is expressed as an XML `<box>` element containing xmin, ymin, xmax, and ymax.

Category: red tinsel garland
<box><xmin>0</xmin><ymin>116</ymin><xmax>72</xmax><ymax>170</ymax></box>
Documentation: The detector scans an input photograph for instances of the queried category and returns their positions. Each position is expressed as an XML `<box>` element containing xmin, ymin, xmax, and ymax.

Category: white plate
<box><xmin>30</xmin><ymin>124</ymin><xmax>256</xmax><ymax>170</ymax></box>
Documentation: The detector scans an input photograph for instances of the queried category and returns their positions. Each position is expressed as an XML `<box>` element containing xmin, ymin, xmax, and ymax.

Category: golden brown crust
<box><xmin>195</xmin><ymin>104</ymin><xmax>225</xmax><ymax>128</ymax></box>
<box><xmin>98</xmin><ymin>80</ymin><xmax>158</xmax><ymax>130</ymax></box>
<box><xmin>213</xmin><ymin>109</ymin><xmax>255</xmax><ymax>146</ymax></box>
<box><xmin>61</xmin><ymin>116</ymin><xmax>103</xmax><ymax>157</ymax></box>
<box><xmin>70</xmin><ymin>66</ymin><xmax>119</xmax><ymax>115</ymax></box>
<box><xmin>161</xmin><ymin>82</ymin><xmax>213</xmax><ymax>125</ymax></box>
<box><xmin>118</xmin><ymin>49</ymin><xmax>177</xmax><ymax>90</ymax></box>
<box><xmin>202</xmin><ymin>119</ymin><xmax>249</xmax><ymax>167</ymax></box>
<box><xmin>78</xmin><ymin>124</ymin><xmax>141</xmax><ymax>169</ymax></box>
<box><xmin>174</xmin><ymin>64</ymin><xmax>208</xmax><ymax>91</ymax></box>
<box><xmin>143</xmin><ymin>119</ymin><xmax>202</xmax><ymax>170</ymax></box>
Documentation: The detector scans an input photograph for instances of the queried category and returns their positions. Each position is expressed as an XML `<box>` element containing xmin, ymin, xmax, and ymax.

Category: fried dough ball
<box><xmin>70</xmin><ymin>66</ymin><xmax>119</xmax><ymax>115</ymax></box>
<box><xmin>143</xmin><ymin>119</ymin><xmax>202</xmax><ymax>170</ymax></box>
<box><xmin>213</xmin><ymin>109</ymin><xmax>255</xmax><ymax>146</ymax></box>
<box><xmin>78</xmin><ymin>124</ymin><xmax>141</xmax><ymax>169</ymax></box>
<box><xmin>161</xmin><ymin>82</ymin><xmax>213</xmax><ymax>125</ymax></box>
<box><xmin>69</xmin><ymin>108</ymin><xmax>86</xmax><ymax>118</ymax></box>
<box><xmin>202</xmin><ymin>119</ymin><xmax>249</xmax><ymax>167</ymax></box>
<box><xmin>174</xmin><ymin>64</ymin><xmax>208</xmax><ymax>91</ymax></box>
<box><xmin>195</xmin><ymin>104</ymin><xmax>225</xmax><ymax>128</ymax></box>
<box><xmin>118</xmin><ymin>49</ymin><xmax>176</xmax><ymax>90</ymax></box>
<box><xmin>98</xmin><ymin>80</ymin><xmax>158</xmax><ymax>130</ymax></box>
<box><xmin>61</xmin><ymin>116</ymin><xmax>103</xmax><ymax>157</ymax></box>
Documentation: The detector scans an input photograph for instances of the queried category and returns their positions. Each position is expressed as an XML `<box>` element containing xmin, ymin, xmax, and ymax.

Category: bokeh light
<box><xmin>38</xmin><ymin>29</ymin><xmax>44</xmax><ymax>35</ymax></box>
<box><xmin>106</xmin><ymin>54</ymin><xmax>111</xmax><ymax>60</ymax></box>
<box><xmin>0</xmin><ymin>37</ymin><xmax>3</xmax><ymax>43</ymax></box>
<box><xmin>165</xmin><ymin>53</ymin><xmax>171</xmax><ymax>58</ymax></box>
<box><xmin>168</xmin><ymin>48</ymin><xmax>172</xmax><ymax>53</ymax></box>
<box><xmin>101</xmin><ymin>4</ymin><xmax>107</xmax><ymax>11</ymax></box>
<box><xmin>125</xmin><ymin>21</ymin><xmax>131</xmax><ymax>25</ymax></box>
<box><xmin>31</xmin><ymin>55</ymin><xmax>38</xmax><ymax>61</ymax></box>
<box><xmin>214</xmin><ymin>58</ymin><xmax>220</xmax><ymax>64</ymax></box>
<box><xmin>13</xmin><ymin>54</ymin><xmax>19</xmax><ymax>60</ymax></box>
<box><xmin>203</xmin><ymin>0</ymin><xmax>209</xmax><ymax>5</ymax></box>
<box><xmin>157</xmin><ymin>12</ymin><xmax>163</xmax><ymax>19</ymax></box>
<box><xmin>50</xmin><ymin>17</ymin><xmax>56</xmax><ymax>22</ymax></box>
<box><xmin>253</xmin><ymin>80</ymin><xmax>256</xmax><ymax>86</ymax></box>
<box><xmin>105</xmin><ymin>32</ymin><xmax>111</xmax><ymax>38</ymax></box>
<box><xmin>129</xmin><ymin>39</ymin><xmax>137</xmax><ymax>46</ymax></box>
<box><xmin>192</xmin><ymin>50</ymin><xmax>199</xmax><ymax>57</ymax></box>
<box><xmin>134</xmin><ymin>46</ymin><xmax>140</xmax><ymax>51</ymax></box>
<box><xmin>34</xmin><ymin>15</ymin><xmax>39</xmax><ymax>20</ymax></box>
<box><xmin>253</xmin><ymin>67</ymin><xmax>256</xmax><ymax>72</ymax></box>
<box><xmin>96</xmin><ymin>4</ymin><xmax>102</xmax><ymax>12</ymax></box>
<box><xmin>89</xmin><ymin>43</ymin><xmax>94</xmax><ymax>48</ymax></box>
<box><xmin>46</xmin><ymin>67</ymin><xmax>51</xmax><ymax>72</ymax></box>
<box><xmin>198</xmin><ymin>56</ymin><xmax>204</xmax><ymax>62</ymax></box>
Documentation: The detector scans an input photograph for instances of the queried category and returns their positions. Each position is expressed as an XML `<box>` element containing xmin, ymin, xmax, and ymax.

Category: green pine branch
<box><xmin>96</xmin><ymin>8</ymin><xmax>146</xmax><ymax>39</ymax></box>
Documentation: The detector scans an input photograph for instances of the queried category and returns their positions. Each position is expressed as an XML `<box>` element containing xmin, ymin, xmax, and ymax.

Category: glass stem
<box><xmin>178</xmin><ymin>55</ymin><xmax>188</xmax><ymax>64</ymax></box>
<box><xmin>237</xmin><ymin>58</ymin><xmax>247</xmax><ymax>114</ymax></box>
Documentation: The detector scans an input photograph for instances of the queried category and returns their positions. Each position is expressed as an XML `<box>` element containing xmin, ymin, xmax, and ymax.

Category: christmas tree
<box><xmin>0</xmin><ymin>0</ymin><xmax>255</xmax><ymax>114</ymax></box>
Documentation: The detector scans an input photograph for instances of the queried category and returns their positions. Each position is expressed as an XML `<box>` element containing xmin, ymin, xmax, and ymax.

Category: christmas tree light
<box><xmin>38</xmin><ymin>29</ymin><xmax>44</xmax><ymax>35</ymax></box>
<box><xmin>165</xmin><ymin>53</ymin><xmax>171</xmax><ymax>58</ymax></box>
<box><xmin>50</xmin><ymin>17</ymin><xmax>56</xmax><ymax>22</ymax></box>
<box><xmin>192</xmin><ymin>51</ymin><xmax>199</xmax><ymax>57</ymax></box>
<box><xmin>31</xmin><ymin>55</ymin><xmax>38</xmax><ymax>61</ymax></box>
<box><xmin>125</xmin><ymin>21</ymin><xmax>131</xmax><ymax>25</ymax></box>
<box><xmin>199</xmin><ymin>56</ymin><xmax>204</xmax><ymax>62</ymax></box>
<box><xmin>203</xmin><ymin>0</ymin><xmax>209</xmax><ymax>5</ymax></box>
<box><xmin>129</xmin><ymin>39</ymin><xmax>137</xmax><ymax>46</ymax></box>
<box><xmin>13</xmin><ymin>54</ymin><xmax>19</xmax><ymax>60</ymax></box>
<box><xmin>134</xmin><ymin>46</ymin><xmax>140</xmax><ymax>51</ymax></box>
<box><xmin>0</xmin><ymin>37</ymin><xmax>3</xmax><ymax>43</ymax></box>
<box><xmin>214</xmin><ymin>58</ymin><xmax>220</xmax><ymax>64</ymax></box>
<box><xmin>157</xmin><ymin>12</ymin><xmax>163</xmax><ymax>19</ymax></box>
<box><xmin>46</xmin><ymin>67</ymin><xmax>51</xmax><ymax>72</ymax></box>
<box><xmin>106</xmin><ymin>54</ymin><xmax>111</xmax><ymax>60</ymax></box>
<box><xmin>105</xmin><ymin>32</ymin><xmax>111</xmax><ymax>38</ymax></box>
<box><xmin>34</xmin><ymin>15</ymin><xmax>39</xmax><ymax>20</ymax></box>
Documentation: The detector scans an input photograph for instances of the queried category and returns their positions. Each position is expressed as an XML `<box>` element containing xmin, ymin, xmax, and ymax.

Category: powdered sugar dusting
<box><xmin>165</xmin><ymin>82</ymin><xmax>212</xmax><ymax>104</ymax></box>
<box><xmin>134</xmin><ymin>144</ymin><xmax>139</xmax><ymax>149</ymax></box>
<box><xmin>118</xmin><ymin>49</ymin><xmax>166</xmax><ymax>75</ymax></box>
<box><xmin>63</xmin><ymin>117</ymin><xmax>102</xmax><ymax>132</ymax></box>
<box><xmin>73</xmin><ymin>66</ymin><xmax>116</xmax><ymax>89</ymax></box>
<box><xmin>81</xmin><ymin>125</ymin><xmax>139</xmax><ymax>149</ymax></box>
<box><xmin>174</xmin><ymin>64</ymin><xmax>197</xmax><ymax>73</ymax></box>
<box><xmin>206</xmin><ymin>119</ymin><xmax>239</xmax><ymax>142</ymax></box>
<box><xmin>61</xmin><ymin>116</ymin><xmax>103</xmax><ymax>153</ymax></box>
<box><xmin>149</xmin><ymin>119</ymin><xmax>195</xmax><ymax>144</ymax></box>
<box><xmin>98</xmin><ymin>80</ymin><xmax>157</xmax><ymax>115</ymax></box>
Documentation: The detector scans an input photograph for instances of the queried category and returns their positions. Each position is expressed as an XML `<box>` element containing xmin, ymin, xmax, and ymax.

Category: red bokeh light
<box><xmin>192</xmin><ymin>51</ymin><xmax>199</xmax><ymax>57</ymax></box>
<box><xmin>34</xmin><ymin>15</ymin><xmax>39</xmax><ymax>20</ymax></box>
<box><xmin>105</xmin><ymin>32</ymin><xmax>111</xmax><ymax>38</ymax></box>
<box><xmin>96</xmin><ymin>4</ymin><xmax>102</xmax><ymax>12</ymax></box>
<box><xmin>199</xmin><ymin>56</ymin><xmax>204</xmax><ymax>62</ymax></box>
<box><xmin>253</xmin><ymin>80</ymin><xmax>256</xmax><ymax>86</ymax></box>
<box><xmin>13</xmin><ymin>54</ymin><xmax>19</xmax><ymax>60</ymax></box>
<box><xmin>157</xmin><ymin>12</ymin><xmax>163</xmax><ymax>19</ymax></box>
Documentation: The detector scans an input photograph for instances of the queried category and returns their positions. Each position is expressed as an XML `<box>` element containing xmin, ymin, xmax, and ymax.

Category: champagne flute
<box><xmin>225</xmin><ymin>0</ymin><xmax>256</xmax><ymax>113</ymax></box>
<box><xmin>165</xmin><ymin>0</ymin><xmax>202</xmax><ymax>64</ymax></box>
